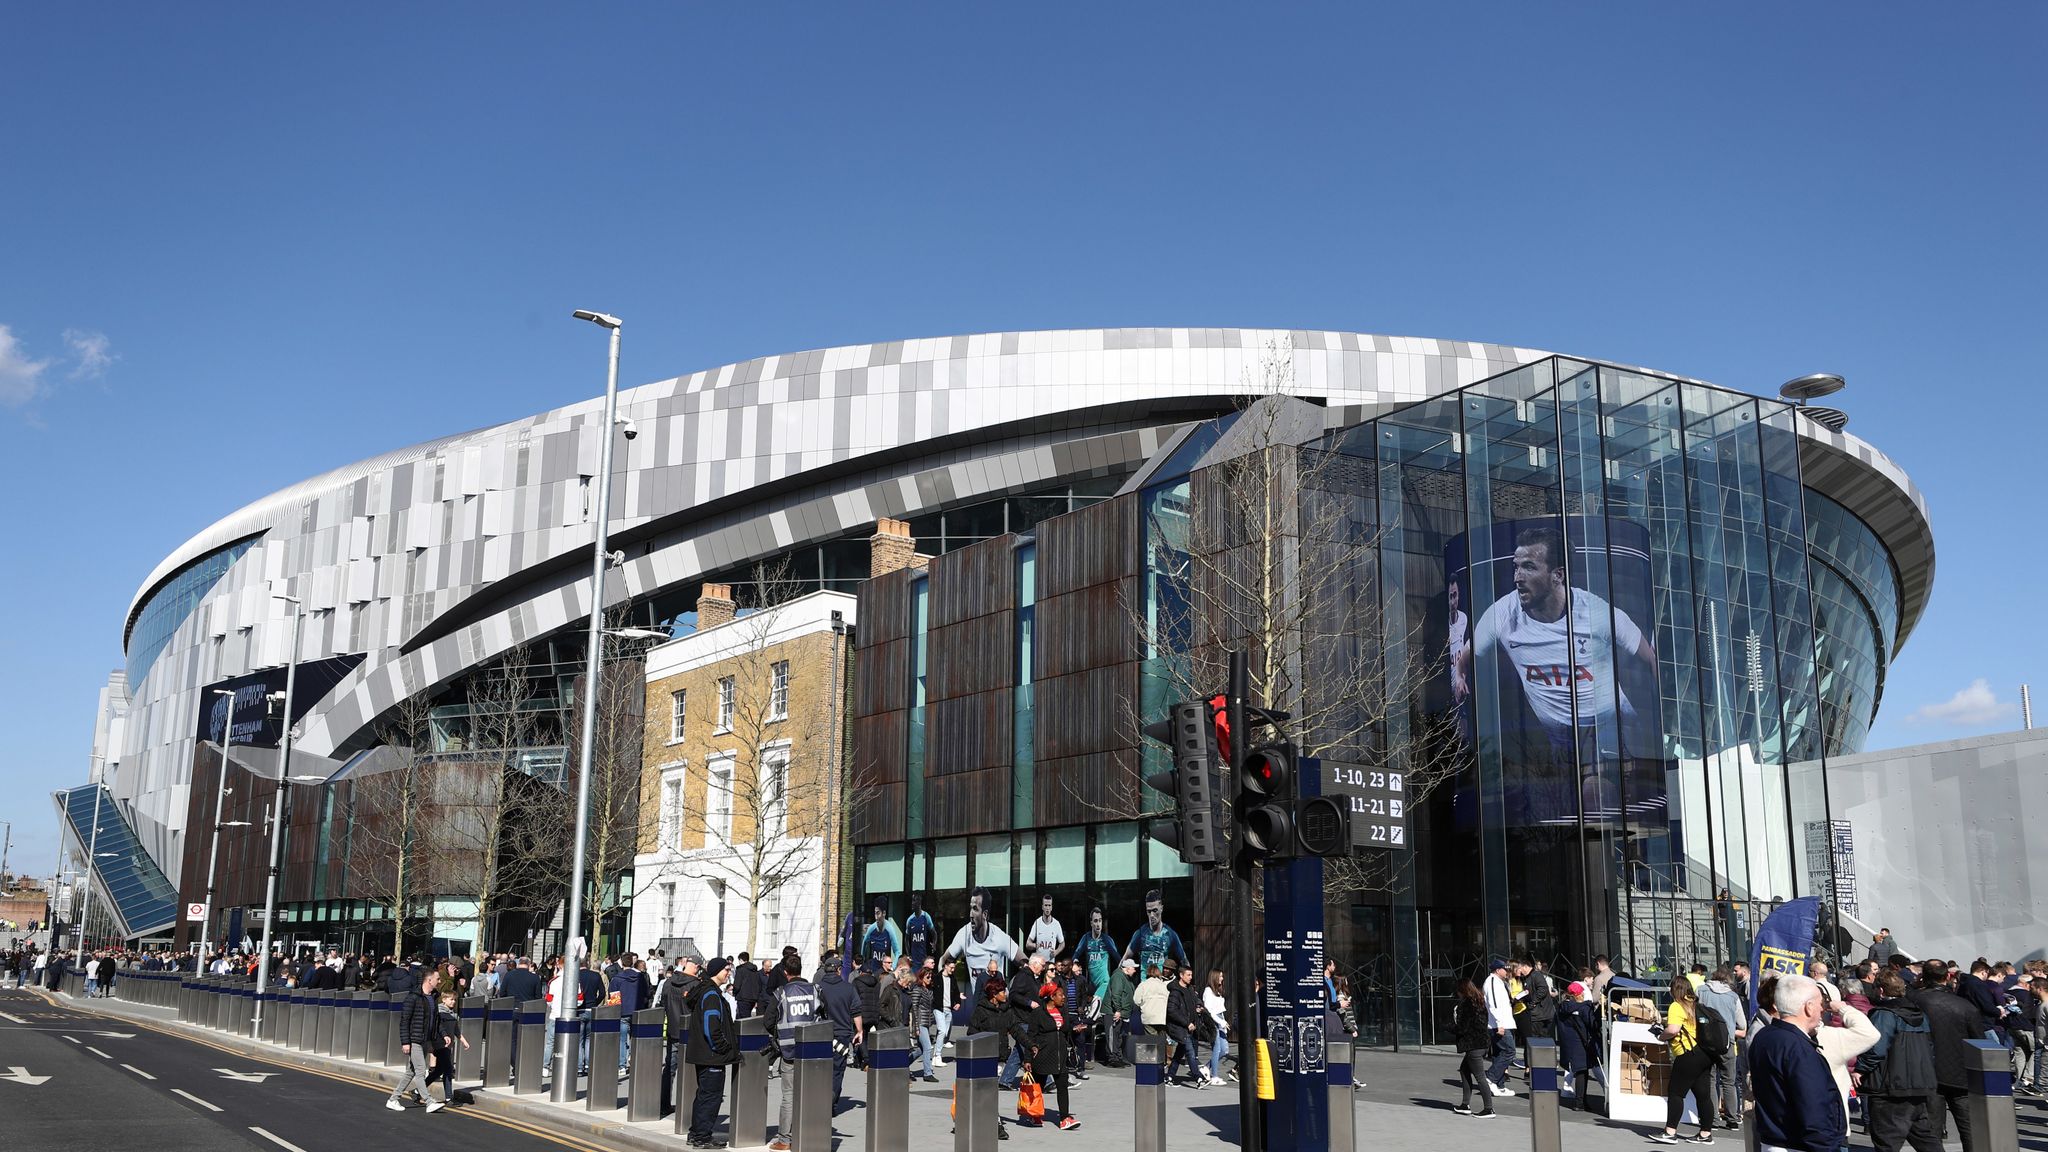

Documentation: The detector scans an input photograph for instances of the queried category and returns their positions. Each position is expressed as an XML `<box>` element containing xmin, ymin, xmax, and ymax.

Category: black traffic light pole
<box><xmin>1227</xmin><ymin>649</ymin><xmax>1264</xmax><ymax>1152</ymax></box>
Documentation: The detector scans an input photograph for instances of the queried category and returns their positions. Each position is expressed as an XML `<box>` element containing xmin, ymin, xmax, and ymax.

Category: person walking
<box><xmin>1103</xmin><ymin>957</ymin><xmax>1138</xmax><ymax>1067</ymax></box>
<box><xmin>1554</xmin><ymin>980</ymin><xmax>1600</xmax><ymax>1107</ymax></box>
<box><xmin>1482</xmin><ymin>957</ymin><xmax>1518</xmax><ymax>1095</ymax></box>
<box><xmin>430</xmin><ymin>983</ymin><xmax>469</xmax><ymax>1108</ymax></box>
<box><xmin>388</xmin><ymin>968</ymin><xmax>445</xmax><ymax>1112</ymax></box>
<box><xmin>684</xmin><ymin>958</ymin><xmax>738</xmax><ymax>1149</ymax></box>
<box><xmin>765</xmin><ymin>955</ymin><xmax>816</xmax><ymax>1152</ymax></box>
<box><xmin>815</xmin><ymin>951</ymin><xmax>863</xmax><ymax>1110</ymax></box>
<box><xmin>1164</xmin><ymin>964</ymin><xmax>1202</xmax><ymax>1087</ymax></box>
<box><xmin>1133</xmin><ymin>961</ymin><xmax>1169</xmax><ymax>1038</ymax></box>
<box><xmin>909</xmin><ymin>967</ymin><xmax>940</xmax><ymax>1081</ymax></box>
<box><xmin>1908</xmin><ymin>960</ymin><xmax>1981</xmax><ymax>1152</ymax></box>
<box><xmin>968</xmin><ymin>974</ymin><xmax>1025</xmax><ymax>1142</ymax></box>
<box><xmin>1026</xmin><ymin>980</ymin><xmax>1081</xmax><ymax>1130</ymax></box>
<box><xmin>1201</xmin><ymin>970</ymin><xmax>1232</xmax><ymax>1086</ymax></box>
<box><xmin>1650</xmin><ymin>974</ymin><xmax>1716</xmax><ymax>1144</ymax></box>
<box><xmin>1749</xmin><ymin>974</ymin><xmax>1848</xmax><ymax>1152</ymax></box>
<box><xmin>1857</xmin><ymin>970</ymin><xmax>1943</xmax><ymax>1152</ymax></box>
<box><xmin>1451</xmin><ymin>977</ymin><xmax>1496</xmax><ymax>1118</ymax></box>
<box><xmin>732</xmin><ymin>952</ymin><xmax>763</xmax><ymax>1019</ymax></box>
<box><xmin>1696</xmin><ymin>966</ymin><xmax>1746</xmax><ymax>1126</ymax></box>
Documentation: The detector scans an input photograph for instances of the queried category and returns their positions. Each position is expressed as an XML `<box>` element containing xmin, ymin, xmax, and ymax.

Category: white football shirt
<box><xmin>1473</xmin><ymin>586</ymin><xmax>1644</xmax><ymax>730</ymax></box>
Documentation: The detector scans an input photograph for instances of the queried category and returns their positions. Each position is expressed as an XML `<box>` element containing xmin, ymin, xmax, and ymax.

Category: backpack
<box><xmin>1869</xmin><ymin>1011</ymin><xmax>1938</xmax><ymax>1097</ymax></box>
<box><xmin>1694</xmin><ymin>1005</ymin><xmax>1731</xmax><ymax>1057</ymax></box>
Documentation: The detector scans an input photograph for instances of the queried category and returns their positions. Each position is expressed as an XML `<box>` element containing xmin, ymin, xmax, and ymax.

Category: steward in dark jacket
<box><xmin>1749</xmin><ymin>1017</ymin><xmax>1848</xmax><ymax>1152</ymax></box>
<box><xmin>683</xmin><ymin>978</ymin><xmax>738</xmax><ymax>1066</ymax></box>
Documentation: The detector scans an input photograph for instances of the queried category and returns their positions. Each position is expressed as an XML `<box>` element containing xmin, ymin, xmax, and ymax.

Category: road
<box><xmin>0</xmin><ymin>986</ymin><xmax>603</xmax><ymax>1152</ymax></box>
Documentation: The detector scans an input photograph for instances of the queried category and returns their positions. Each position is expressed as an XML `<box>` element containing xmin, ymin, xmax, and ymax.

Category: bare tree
<box><xmin>347</xmin><ymin>693</ymin><xmax>441</xmax><ymax>955</ymax></box>
<box><xmin>575</xmin><ymin>602</ymin><xmax>648</xmax><ymax>961</ymax></box>
<box><xmin>1120</xmin><ymin>339</ymin><xmax>1464</xmax><ymax>900</ymax></box>
<box><xmin>436</xmin><ymin>641</ymin><xmax>545</xmax><ymax>953</ymax></box>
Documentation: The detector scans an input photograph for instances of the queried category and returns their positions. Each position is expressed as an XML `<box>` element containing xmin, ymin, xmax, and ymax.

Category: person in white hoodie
<box><xmin>1814</xmin><ymin>992</ymin><xmax>1881</xmax><ymax>1121</ymax></box>
<box><xmin>1483</xmin><ymin>957</ymin><xmax>1519</xmax><ymax>1095</ymax></box>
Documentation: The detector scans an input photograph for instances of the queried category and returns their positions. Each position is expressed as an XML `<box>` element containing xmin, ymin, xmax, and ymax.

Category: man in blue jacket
<box><xmin>1748</xmin><ymin>974</ymin><xmax>1846</xmax><ymax>1152</ymax></box>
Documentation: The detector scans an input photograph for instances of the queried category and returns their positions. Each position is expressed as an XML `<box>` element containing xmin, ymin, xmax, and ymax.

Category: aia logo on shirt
<box><xmin>1525</xmin><ymin>663</ymin><xmax>1595</xmax><ymax>687</ymax></box>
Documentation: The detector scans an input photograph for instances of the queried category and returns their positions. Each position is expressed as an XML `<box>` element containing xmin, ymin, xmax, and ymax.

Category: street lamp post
<box><xmin>196</xmin><ymin>688</ymin><xmax>239</xmax><ymax>964</ymax></box>
<box><xmin>553</xmin><ymin>308</ymin><xmax>622</xmax><ymax>1100</ymax></box>
<box><xmin>250</xmin><ymin>593</ymin><xmax>307</xmax><ymax>1034</ymax></box>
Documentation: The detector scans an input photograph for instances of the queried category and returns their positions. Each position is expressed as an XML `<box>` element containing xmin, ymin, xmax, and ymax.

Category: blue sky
<box><xmin>2</xmin><ymin>3</ymin><xmax>2042</xmax><ymax>877</ymax></box>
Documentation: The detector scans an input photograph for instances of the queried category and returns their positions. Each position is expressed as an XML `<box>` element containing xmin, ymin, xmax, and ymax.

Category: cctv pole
<box><xmin>251</xmin><ymin>597</ymin><xmax>305</xmax><ymax>1033</ymax></box>
<box><xmin>197</xmin><ymin>692</ymin><xmax>237</xmax><ymax>967</ymax></box>
<box><xmin>554</xmin><ymin>310</ymin><xmax>622</xmax><ymax>1099</ymax></box>
<box><xmin>75</xmin><ymin>764</ymin><xmax>106</xmax><ymax>967</ymax></box>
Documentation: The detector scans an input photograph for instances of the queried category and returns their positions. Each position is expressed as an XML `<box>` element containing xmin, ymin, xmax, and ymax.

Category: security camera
<box><xmin>609</xmin><ymin>550</ymin><xmax>626</xmax><ymax>568</ymax></box>
<box><xmin>619</xmin><ymin>418</ymin><xmax>639</xmax><ymax>441</ymax></box>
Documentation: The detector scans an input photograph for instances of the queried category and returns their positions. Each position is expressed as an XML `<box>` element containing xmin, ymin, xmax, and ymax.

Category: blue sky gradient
<box><xmin>2</xmin><ymin>3</ymin><xmax>2042</xmax><ymax>876</ymax></box>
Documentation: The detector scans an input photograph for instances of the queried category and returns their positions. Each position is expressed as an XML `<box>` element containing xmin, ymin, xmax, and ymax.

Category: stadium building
<box><xmin>63</xmin><ymin>331</ymin><xmax>1928</xmax><ymax>989</ymax></box>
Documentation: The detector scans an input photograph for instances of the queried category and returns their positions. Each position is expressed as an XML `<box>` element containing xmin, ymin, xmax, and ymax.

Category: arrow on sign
<box><xmin>213</xmin><ymin>1069</ymin><xmax>279</xmax><ymax>1083</ymax></box>
<box><xmin>1</xmin><ymin>1066</ymin><xmax>51</xmax><ymax>1086</ymax></box>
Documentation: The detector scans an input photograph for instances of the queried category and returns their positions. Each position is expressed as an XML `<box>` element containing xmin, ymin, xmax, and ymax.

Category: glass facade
<box><xmin>124</xmin><ymin>538</ymin><xmax>257</xmax><ymax>686</ymax></box>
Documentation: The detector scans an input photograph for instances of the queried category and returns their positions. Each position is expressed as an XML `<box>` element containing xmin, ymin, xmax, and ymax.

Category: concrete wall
<box><xmin>1827</xmin><ymin>727</ymin><xmax>2048</xmax><ymax>964</ymax></box>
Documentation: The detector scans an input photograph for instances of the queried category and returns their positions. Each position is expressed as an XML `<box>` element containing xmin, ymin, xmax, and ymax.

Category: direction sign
<box><xmin>1322</xmin><ymin>760</ymin><xmax>1407</xmax><ymax>849</ymax></box>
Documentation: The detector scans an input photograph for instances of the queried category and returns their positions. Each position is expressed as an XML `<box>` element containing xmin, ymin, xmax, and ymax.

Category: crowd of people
<box><xmin>1453</xmin><ymin>933</ymin><xmax>2045</xmax><ymax>1152</ymax></box>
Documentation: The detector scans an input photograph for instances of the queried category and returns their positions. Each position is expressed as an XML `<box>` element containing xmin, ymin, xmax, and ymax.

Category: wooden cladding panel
<box><xmin>853</xmin><ymin>781</ymin><xmax>905</xmax><ymax>846</ymax></box>
<box><xmin>1032</xmin><ymin>661</ymin><xmax>1138</xmax><ymax>762</ymax></box>
<box><xmin>1033</xmin><ymin>748</ymin><xmax>1142</xmax><ymax>827</ymax></box>
<box><xmin>1037</xmin><ymin>494</ymin><xmax>1141</xmax><ymax>599</ymax></box>
<box><xmin>927</xmin><ymin>611</ymin><xmax>1015</xmax><ymax>702</ymax></box>
<box><xmin>855</xmin><ymin>637</ymin><xmax>911</xmax><ymax>717</ymax></box>
<box><xmin>924</xmin><ymin>768</ymin><xmax>1012</xmax><ymax>838</ymax></box>
<box><xmin>860</xmin><ymin>568</ymin><xmax>917</xmax><ymax>646</ymax></box>
<box><xmin>926</xmin><ymin>690</ymin><xmax>1013</xmax><ymax>776</ymax></box>
<box><xmin>853</xmin><ymin>709</ymin><xmax>908</xmax><ymax>786</ymax></box>
<box><xmin>929</xmin><ymin>535</ymin><xmax>1018</xmax><ymax>629</ymax></box>
<box><xmin>1034</xmin><ymin>577</ymin><xmax>1141</xmax><ymax>681</ymax></box>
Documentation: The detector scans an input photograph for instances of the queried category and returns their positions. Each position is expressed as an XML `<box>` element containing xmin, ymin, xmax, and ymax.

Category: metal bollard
<box><xmin>484</xmin><ymin>997</ymin><xmax>516</xmax><ymax>1089</ymax></box>
<box><xmin>1327</xmin><ymin>1037</ymin><xmax>1356</xmax><ymax>1152</ymax></box>
<box><xmin>867</xmin><ymin>1026</ymin><xmax>912</xmax><ymax>1149</ymax></box>
<box><xmin>217</xmin><ymin>980</ymin><xmax>235</xmax><ymax>1032</ymax></box>
<box><xmin>384</xmin><ymin>992</ymin><xmax>406</xmax><ymax>1067</ymax></box>
<box><xmin>239</xmin><ymin>985</ymin><xmax>256</xmax><ymax>1037</ymax></box>
<box><xmin>1967</xmin><ymin>1038</ymin><xmax>2020</xmax><ymax>1152</ymax></box>
<box><xmin>626</xmin><ymin>1008</ymin><xmax>666</xmax><ymax>1121</ymax></box>
<box><xmin>1131</xmin><ymin>1033</ymin><xmax>1167</xmax><ymax>1152</ymax></box>
<box><xmin>177</xmin><ymin>976</ymin><xmax>191</xmax><ymax>1021</ymax></box>
<box><xmin>730</xmin><ymin>1016</ymin><xmax>772</xmax><ymax>1147</ymax></box>
<box><xmin>513</xmin><ymin>998</ymin><xmax>547</xmax><ymax>1095</ymax></box>
<box><xmin>367</xmin><ymin>992</ymin><xmax>392</xmax><ymax>1064</ymax></box>
<box><xmin>346</xmin><ymin>991</ymin><xmax>371</xmax><ymax>1061</ymax></box>
<box><xmin>312</xmin><ymin>990</ymin><xmax>334</xmax><ymax>1053</ymax></box>
<box><xmin>259</xmin><ymin>988</ymin><xmax>280</xmax><ymax>1043</ymax></box>
<box><xmin>793</xmin><ymin>1021</ymin><xmax>835</xmax><ymax>1152</ymax></box>
<box><xmin>457</xmin><ymin>995</ymin><xmax>485</xmax><ymax>1083</ymax></box>
<box><xmin>587</xmin><ymin>1005</ymin><xmax>622</xmax><ymax>1111</ymax></box>
<box><xmin>1528</xmin><ymin>1037</ymin><xmax>1561</xmax><ymax>1152</ymax></box>
<box><xmin>288</xmin><ymin>990</ymin><xmax>307</xmax><ymax>1050</ymax></box>
<box><xmin>327</xmin><ymin>991</ymin><xmax>352</xmax><ymax>1058</ymax></box>
<box><xmin>674</xmin><ymin>1038</ymin><xmax>701</xmax><ymax>1137</ymax></box>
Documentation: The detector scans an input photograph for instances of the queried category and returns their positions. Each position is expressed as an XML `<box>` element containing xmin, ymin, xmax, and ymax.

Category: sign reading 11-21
<box><xmin>1325</xmin><ymin>761</ymin><xmax>1407</xmax><ymax>849</ymax></box>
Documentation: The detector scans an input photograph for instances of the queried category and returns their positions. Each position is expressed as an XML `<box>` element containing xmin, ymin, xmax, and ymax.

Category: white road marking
<box><xmin>213</xmin><ymin>1068</ymin><xmax>280</xmax><ymax>1083</ymax></box>
<box><xmin>62</xmin><ymin>1035</ymin><xmax>80</xmax><ymax>1044</ymax></box>
<box><xmin>0</xmin><ymin>1011</ymin><xmax>25</xmax><ymax>1024</ymax></box>
<box><xmin>120</xmin><ymin>1063</ymin><xmax>156</xmax><ymax>1080</ymax></box>
<box><xmin>172</xmin><ymin>1088</ymin><xmax>222</xmax><ymax>1111</ymax></box>
<box><xmin>85</xmin><ymin>1046</ymin><xmax>111</xmax><ymax>1059</ymax></box>
<box><xmin>0</xmin><ymin>1066</ymin><xmax>52</xmax><ymax>1086</ymax></box>
<box><xmin>249</xmin><ymin>1128</ymin><xmax>309</xmax><ymax>1152</ymax></box>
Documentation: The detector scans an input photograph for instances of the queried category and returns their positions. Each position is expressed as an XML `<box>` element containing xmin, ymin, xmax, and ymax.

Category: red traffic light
<box><xmin>1240</xmin><ymin>745</ymin><xmax>1291</xmax><ymax>799</ymax></box>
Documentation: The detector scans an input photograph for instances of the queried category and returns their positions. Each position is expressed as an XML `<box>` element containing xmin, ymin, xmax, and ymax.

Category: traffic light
<box><xmin>1140</xmin><ymin>700</ymin><xmax>1223</xmax><ymax>866</ymax></box>
<box><xmin>1236</xmin><ymin>739</ymin><xmax>1351</xmax><ymax>862</ymax></box>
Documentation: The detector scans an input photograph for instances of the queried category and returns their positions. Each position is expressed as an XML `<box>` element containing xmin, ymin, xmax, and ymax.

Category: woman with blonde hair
<box><xmin>1652</xmin><ymin>975</ymin><xmax>1716</xmax><ymax>1144</ymax></box>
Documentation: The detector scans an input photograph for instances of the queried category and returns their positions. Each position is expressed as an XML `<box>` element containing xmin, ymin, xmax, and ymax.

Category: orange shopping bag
<box><xmin>1016</xmin><ymin>1071</ymin><xmax>1044</xmax><ymax>1123</ymax></box>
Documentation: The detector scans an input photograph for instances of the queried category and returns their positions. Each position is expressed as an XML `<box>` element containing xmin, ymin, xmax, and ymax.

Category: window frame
<box><xmin>668</xmin><ymin>688</ymin><xmax>687</xmax><ymax>744</ymax></box>
<box><xmin>716</xmin><ymin>676</ymin><xmax>736</xmax><ymax>733</ymax></box>
<box><xmin>769</xmin><ymin>660</ymin><xmax>790</xmax><ymax>722</ymax></box>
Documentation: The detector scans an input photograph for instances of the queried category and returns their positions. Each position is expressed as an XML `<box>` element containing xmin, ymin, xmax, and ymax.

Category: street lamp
<box><xmin>555</xmin><ymin>306</ymin><xmax>622</xmax><ymax>1100</ymax></box>
<box><xmin>196</xmin><ymin>688</ymin><xmax>239</xmax><ymax>963</ymax></box>
<box><xmin>251</xmin><ymin>592</ymin><xmax>306</xmax><ymax>1035</ymax></box>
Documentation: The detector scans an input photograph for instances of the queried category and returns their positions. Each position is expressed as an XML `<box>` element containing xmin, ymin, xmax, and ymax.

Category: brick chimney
<box><xmin>696</xmin><ymin>583</ymin><xmax>736</xmax><ymax>631</ymax></box>
<box><xmin>870</xmin><ymin>518</ymin><xmax>924</xmax><ymax>577</ymax></box>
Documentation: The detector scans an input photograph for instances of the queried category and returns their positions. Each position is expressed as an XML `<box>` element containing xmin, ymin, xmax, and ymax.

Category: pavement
<box><xmin>12</xmin><ymin>981</ymin><xmax>2037</xmax><ymax>1150</ymax></box>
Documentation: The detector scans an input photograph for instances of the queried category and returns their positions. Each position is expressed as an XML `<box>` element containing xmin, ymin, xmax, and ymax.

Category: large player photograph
<box><xmin>1449</xmin><ymin>517</ymin><xmax>1669</xmax><ymax>828</ymax></box>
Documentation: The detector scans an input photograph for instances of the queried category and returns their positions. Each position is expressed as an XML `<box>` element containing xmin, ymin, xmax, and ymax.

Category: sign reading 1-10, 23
<box><xmin>1326</xmin><ymin>761</ymin><xmax>1407</xmax><ymax>849</ymax></box>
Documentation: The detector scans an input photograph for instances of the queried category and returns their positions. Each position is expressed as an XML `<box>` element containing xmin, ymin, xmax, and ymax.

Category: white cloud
<box><xmin>1907</xmin><ymin>678</ymin><xmax>2017</xmax><ymax>727</ymax></box>
<box><xmin>64</xmin><ymin>328</ymin><xmax>116</xmax><ymax>379</ymax></box>
<box><xmin>0</xmin><ymin>325</ymin><xmax>53</xmax><ymax>407</ymax></box>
